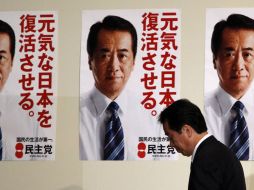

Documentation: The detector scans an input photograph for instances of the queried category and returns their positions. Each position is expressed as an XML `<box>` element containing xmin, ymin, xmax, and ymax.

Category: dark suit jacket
<box><xmin>188</xmin><ymin>136</ymin><xmax>246</xmax><ymax>190</ymax></box>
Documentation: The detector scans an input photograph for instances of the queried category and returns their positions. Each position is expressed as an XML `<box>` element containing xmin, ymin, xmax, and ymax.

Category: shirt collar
<box><xmin>191</xmin><ymin>133</ymin><xmax>211</xmax><ymax>162</ymax></box>
<box><xmin>216</xmin><ymin>86</ymin><xmax>235</xmax><ymax>115</ymax></box>
<box><xmin>238</xmin><ymin>87</ymin><xmax>254</xmax><ymax>115</ymax></box>
<box><xmin>91</xmin><ymin>86</ymin><xmax>128</xmax><ymax>116</ymax></box>
<box><xmin>216</xmin><ymin>85</ymin><xmax>253</xmax><ymax>115</ymax></box>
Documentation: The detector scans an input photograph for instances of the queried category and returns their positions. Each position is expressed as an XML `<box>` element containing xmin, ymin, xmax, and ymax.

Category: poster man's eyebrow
<box><xmin>223</xmin><ymin>47</ymin><xmax>234</xmax><ymax>51</ymax></box>
<box><xmin>242</xmin><ymin>47</ymin><xmax>254</xmax><ymax>51</ymax></box>
<box><xmin>0</xmin><ymin>50</ymin><xmax>7</xmax><ymax>54</ymax></box>
<box><xmin>99</xmin><ymin>48</ymin><xmax>110</xmax><ymax>52</ymax></box>
<box><xmin>223</xmin><ymin>47</ymin><xmax>254</xmax><ymax>51</ymax></box>
<box><xmin>98</xmin><ymin>48</ymin><xmax>130</xmax><ymax>53</ymax></box>
<box><xmin>118</xmin><ymin>48</ymin><xmax>129</xmax><ymax>53</ymax></box>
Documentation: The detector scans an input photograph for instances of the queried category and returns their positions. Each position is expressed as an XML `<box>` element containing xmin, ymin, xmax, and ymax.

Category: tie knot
<box><xmin>232</xmin><ymin>101</ymin><xmax>244</xmax><ymax>112</ymax></box>
<box><xmin>107</xmin><ymin>101</ymin><xmax>119</xmax><ymax>112</ymax></box>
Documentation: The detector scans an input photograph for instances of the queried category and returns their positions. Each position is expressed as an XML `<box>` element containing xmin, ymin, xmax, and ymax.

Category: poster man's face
<box><xmin>89</xmin><ymin>29</ymin><xmax>134</xmax><ymax>100</ymax></box>
<box><xmin>214</xmin><ymin>28</ymin><xmax>254</xmax><ymax>99</ymax></box>
<box><xmin>0</xmin><ymin>33</ymin><xmax>12</xmax><ymax>91</ymax></box>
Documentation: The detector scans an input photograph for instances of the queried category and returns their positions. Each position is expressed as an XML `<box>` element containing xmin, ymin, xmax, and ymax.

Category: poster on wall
<box><xmin>0</xmin><ymin>11</ymin><xmax>58</xmax><ymax>160</ymax></box>
<box><xmin>205</xmin><ymin>8</ymin><xmax>254</xmax><ymax>160</ymax></box>
<box><xmin>79</xmin><ymin>9</ymin><xmax>181</xmax><ymax>160</ymax></box>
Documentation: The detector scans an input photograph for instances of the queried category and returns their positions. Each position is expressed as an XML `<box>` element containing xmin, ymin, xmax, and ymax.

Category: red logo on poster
<box><xmin>137</xmin><ymin>142</ymin><xmax>146</xmax><ymax>158</ymax></box>
<box><xmin>15</xmin><ymin>143</ymin><xmax>24</xmax><ymax>159</ymax></box>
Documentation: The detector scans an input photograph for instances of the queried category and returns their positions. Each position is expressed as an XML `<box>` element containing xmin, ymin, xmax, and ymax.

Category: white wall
<box><xmin>1</xmin><ymin>0</ymin><xmax>254</xmax><ymax>190</ymax></box>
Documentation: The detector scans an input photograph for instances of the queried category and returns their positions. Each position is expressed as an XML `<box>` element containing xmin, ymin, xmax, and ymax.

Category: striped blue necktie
<box><xmin>104</xmin><ymin>101</ymin><xmax>124</xmax><ymax>160</ymax></box>
<box><xmin>229</xmin><ymin>101</ymin><xmax>249</xmax><ymax>160</ymax></box>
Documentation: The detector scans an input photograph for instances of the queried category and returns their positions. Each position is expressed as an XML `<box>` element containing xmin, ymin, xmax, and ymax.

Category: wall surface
<box><xmin>1</xmin><ymin>0</ymin><xmax>254</xmax><ymax>190</ymax></box>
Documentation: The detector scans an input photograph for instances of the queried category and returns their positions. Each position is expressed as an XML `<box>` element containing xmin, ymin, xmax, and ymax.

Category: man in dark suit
<box><xmin>158</xmin><ymin>99</ymin><xmax>246</xmax><ymax>190</ymax></box>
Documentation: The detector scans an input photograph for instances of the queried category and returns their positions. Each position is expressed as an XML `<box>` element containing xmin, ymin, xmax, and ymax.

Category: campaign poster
<box><xmin>80</xmin><ymin>9</ymin><xmax>181</xmax><ymax>160</ymax></box>
<box><xmin>205</xmin><ymin>8</ymin><xmax>254</xmax><ymax>160</ymax></box>
<box><xmin>0</xmin><ymin>11</ymin><xmax>58</xmax><ymax>160</ymax></box>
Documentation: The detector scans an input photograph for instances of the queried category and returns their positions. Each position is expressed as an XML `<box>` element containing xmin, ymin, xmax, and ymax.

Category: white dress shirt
<box><xmin>79</xmin><ymin>86</ymin><xmax>161</xmax><ymax>160</ymax></box>
<box><xmin>0</xmin><ymin>92</ymin><xmax>48</xmax><ymax>160</ymax></box>
<box><xmin>204</xmin><ymin>86</ymin><xmax>254</xmax><ymax>160</ymax></box>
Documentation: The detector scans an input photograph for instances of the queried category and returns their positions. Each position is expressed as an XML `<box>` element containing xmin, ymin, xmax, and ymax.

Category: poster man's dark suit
<box><xmin>188</xmin><ymin>136</ymin><xmax>246</xmax><ymax>190</ymax></box>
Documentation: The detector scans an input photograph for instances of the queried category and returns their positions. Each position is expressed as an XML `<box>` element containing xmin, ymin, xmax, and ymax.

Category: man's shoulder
<box><xmin>204</xmin><ymin>89</ymin><xmax>218</xmax><ymax>106</ymax></box>
<box><xmin>80</xmin><ymin>91</ymin><xmax>93</xmax><ymax>108</ymax></box>
<box><xmin>80</xmin><ymin>89</ymin><xmax>104</xmax><ymax>118</ymax></box>
<box><xmin>192</xmin><ymin>136</ymin><xmax>245</xmax><ymax>189</ymax></box>
<box><xmin>204</xmin><ymin>89</ymin><xmax>223</xmax><ymax>118</ymax></box>
<box><xmin>122</xmin><ymin>89</ymin><xmax>152</xmax><ymax>113</ymax></box>
<box><xmin>1</xmin><ymin>94</ymin><xmax>27</xmax><ymax>114</ymax></box>
<box><xmin>196</xmin><ymin>136</ymin><xmax>236</xmax><ymax>163</ymax></box>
